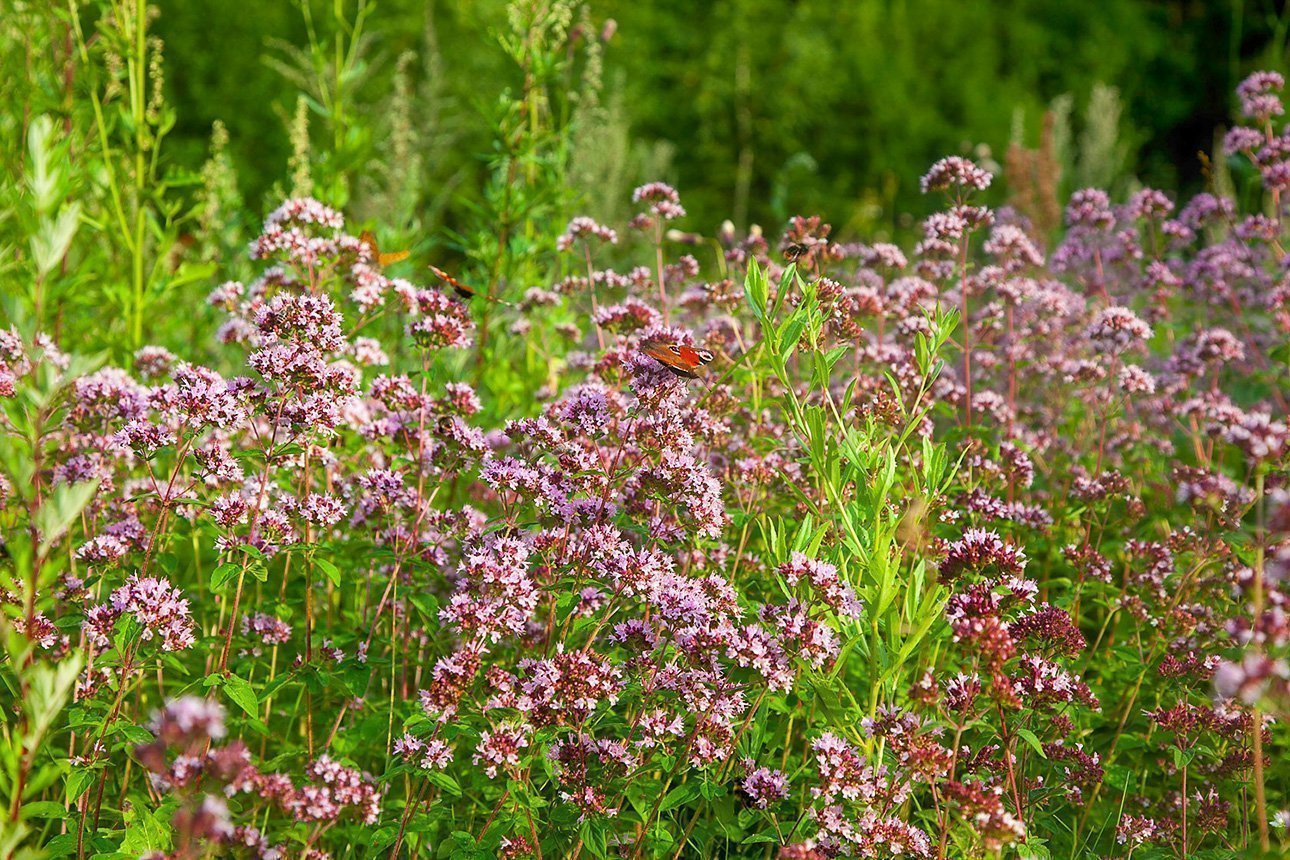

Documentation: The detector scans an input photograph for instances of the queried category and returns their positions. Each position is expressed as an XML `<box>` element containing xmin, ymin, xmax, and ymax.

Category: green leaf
<box><xmin>65</xmin><ymin>768</ymin><xmax>95</xmax><ymax>804</ymax></box>
<box><xmin>26</xmin><ymin>654</ymin><xmax>84</xmax><ymax>746</ymax></box>
<box><xmin>411</xmin><ymin>593</ymin><xmax>441</xmax><ymax>621</ymax></box>
<box><xmin>121</xmin><ymin>803</ymin><xmax>171</xmax><ymax>853</ymax></box>
<box><xmin>578</xmin><ymin>820</ymin><xmax>609</xmax><ymax>857</ymax></box>
<box><xmin>236</xmin><ymin>542</ymin><xmax>265</xmax><ymax>560</ymax></box>
<box><xmin>426</xmin><ymin>770</ymin><xmax>462</xmax><ymax>797</ymax></box>
<box><xmin>314</xmin><ymin>556</ymin><xmax>341</xmax><ymax>587</ymax></box>
<box><xmin>660</xmin><ymin>781</ymin><xmax>701</xmax><ymax>812</ymax></box>
<box><xmin>36</xmin><ymin>479</ymin><xmax>100</xmax><ymax>556</ymax></box>
<box><xmin>31</xmin><ymin>202</ymin><xmax>82</xmax><ymax>278</ymax></box>
<box><xmin>116</xmin><ymin>724</ymin><xmax>155</xmax><ymax>745</ymax></box>
<box><xmin>210</xmin><ymin>562</ymin><xmax>241</xmax><ymax>592</ymax></box>
<box><xmin>778</xmin><ymin>316</ymin><xmax>806</xmax><ymax>357</ymax></box>
<box><xmin>222</xmin><ymin>674</ymin><xmax>259</xmax><ymax>717</ymax></box>
<box><xmin>699</xmin><ymin>780</ymin><xmax>728</xmax><ymax>801</ymax></box>
<box><xmin>21</xmin><ymin>800</ymin><xmax>69</xmax><ymax>820</ymax></box>
<box><xmin>744</xmin><ymin>262</ymin><xmax>768</xmax><ymax>320</ymax></box>
<box><xmin>1015</xmin><ymin>728</ymin><xmax>1046</xmax><ymax>758</ymax></box>
<box><xmin>369</xmin><ymin>827</ymin><xmax>399</xmax><ymax>853</ymax></box>
<box><xmin>168</xmin><ymin>260</ymin><xmax>219</xmax><ymax>289</ymax></box>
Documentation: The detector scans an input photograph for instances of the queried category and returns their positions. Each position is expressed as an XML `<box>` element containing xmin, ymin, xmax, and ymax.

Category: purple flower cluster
<box><xmin>920</xmin><ymin>156</ymin><xmax>993</xmax><ymax>194</ymax></box>
<box><xmin>557</xmin><ymin>216</ymin><xmax>618</xmax><ymax>251</ymax></box>
<box><xmin>631</xmin><ymin>182</ymin><xmax>686</xmax><ymax>225</ymax></box>
<box><xmin>231</xmin><ymin>755</ymin><xmax>382</xmax><ymax>825</ymax></box>
<box><xmin>85</xmin><ymin>575</ymin><xmax>196</xmax><ymax>652</ymax></box>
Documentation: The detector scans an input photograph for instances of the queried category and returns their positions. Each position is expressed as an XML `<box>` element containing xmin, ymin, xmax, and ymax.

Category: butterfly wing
<box><xmin>641</xmin><ymin>340</ymin><xmax>712</xmax><ymax>378</ymax></box>
<box><xmin>359</xmin><ymin>230</ymin><xmax>379</xmax><ymax>259</ymax></box>
<box><xmin>676</xmin><ymin>345</ymin><xmax>715</xmax><ymax>370</ymax></box>
<box><xmin>359</xmin><ymin>230</ymin><xmax>410</xmax><ymax>268</ymax></box>
<box><xmin>429</xmin><ymin>265</ymin><xmax>477</xmax><ymax>300</ymax></box>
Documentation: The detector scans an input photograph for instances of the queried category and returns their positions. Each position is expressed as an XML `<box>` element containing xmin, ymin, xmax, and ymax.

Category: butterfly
<box><xmin>429</xmin><ymin>266</ymin><xmax>513</xmax><ymax>306</ymax></box>
<box><xmin>428</xmin><ymin>265</ymin><xmax>477</xmax><ymax>300</ymax></box>
<box><xmin>641</xmin><ymin>339</ymin><xmax>715</xmax><ymax>379</ymax></box>
<box><xmin>359</xmin><ymin>230</ymin><xmax>411</xmax><ymax>268</ymax></box>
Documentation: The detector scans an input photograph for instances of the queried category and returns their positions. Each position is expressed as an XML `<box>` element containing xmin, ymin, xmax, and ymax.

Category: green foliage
<box><xmin>594</xmin><ymin>0</ymin><xmax>1255</xmax><ymax>230</ymax></box>
<box><xmin>745</xmin><ymin>262</ymin><xmax>961</xmax><ymax>718</ymax></box>
<box><xmin>11</xmin><ymin>116</ymin><xmax>83</xmax><ymax>332</ymax></box>
<box><xmin>141</xmin><ymin>0</ymin><xmax>1290</xmax><ymax>235</ymax></box>
<box><xmin>3</xmin><ymin>0</ymin><xmax>1287</xmax><ymax>359</ymax></box>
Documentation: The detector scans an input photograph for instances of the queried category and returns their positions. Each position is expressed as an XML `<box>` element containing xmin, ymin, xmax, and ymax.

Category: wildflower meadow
<box><xmin>1</xmin><ymin>2</ymin><xmax>1289</xmax><ymax>859</ymax></box>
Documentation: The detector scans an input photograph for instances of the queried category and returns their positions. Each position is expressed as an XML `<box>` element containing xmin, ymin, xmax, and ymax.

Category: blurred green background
<box><xmin>4</xmin><ymin>0</ymin><xmax>1290</xmax><ymax>359</ymax></box>
<box><xmin>152</xmin><ymin>0</ymin><xmax>1286</xmax><ymax>234</ymax></box>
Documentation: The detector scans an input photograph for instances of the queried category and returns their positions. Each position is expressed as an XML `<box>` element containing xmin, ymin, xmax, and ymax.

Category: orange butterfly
<box><xmin>429</xmin><ymin>266</ymin><xmax>512</xmax><ymax>306</ymax></box>
<box><xmin>428</xmin><ymin>265</ymin><xmax>477</xmax><ymax>300</ymax></box>
<box><xmin>359</xmin><ymin>230</ymin><xmax>411</xmax><ymax>268</ymax></box>
<box><xmin>641</xmin><ymin>339</ymin><xmax>715</xmax><ymax>379</ymax></box>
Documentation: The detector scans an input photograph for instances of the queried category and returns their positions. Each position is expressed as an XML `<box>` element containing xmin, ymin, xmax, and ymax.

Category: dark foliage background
<box><xmin>154</xmin><ymin>0</ymin><xmax>1286</xmax><ymax>234</ymax></box>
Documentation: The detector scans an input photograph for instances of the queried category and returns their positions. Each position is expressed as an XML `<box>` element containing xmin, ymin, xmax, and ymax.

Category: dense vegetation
<box><xmin>1</xmin><ymin>2</ymin><xmax>1289</xmax><ymax>859</ymax></box>
<box><xmin>11</xmin><ymin>0</ymin><xmax>1290</xmax><ymax>251</ymax></box>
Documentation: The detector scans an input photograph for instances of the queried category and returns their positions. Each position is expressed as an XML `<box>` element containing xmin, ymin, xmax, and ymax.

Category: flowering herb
<box><xmin>2</xmin><ymin>68</ymin><xmax>1290</xmax><ymax>860</ymax></box>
